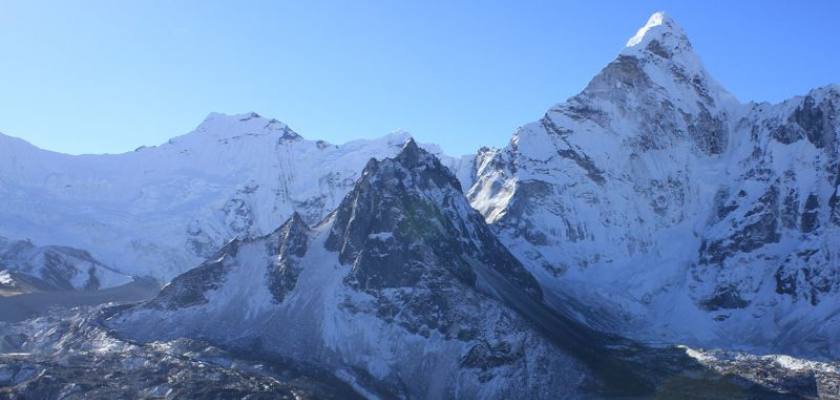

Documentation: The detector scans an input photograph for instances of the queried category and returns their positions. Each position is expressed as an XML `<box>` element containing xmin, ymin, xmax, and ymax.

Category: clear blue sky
<box><xmin>2</xmin><ymin>1</ymin><xmax>839</xmax><ymax>155</ymax></box>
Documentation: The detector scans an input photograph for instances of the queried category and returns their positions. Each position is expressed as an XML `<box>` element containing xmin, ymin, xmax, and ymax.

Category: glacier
<box><xmin>0</xmin><ymin>112</ymin><xmax>473</xmax><ymax>281</ymax></box>
<box><xmin>467</xmin><ymin>12</ymin><xmax>840</xmax><ymax>358</ymax></box>
<box><xmin>1</xmin><ymin>10</ymin><xmax>839</xmax><ymax>399</ymax></box>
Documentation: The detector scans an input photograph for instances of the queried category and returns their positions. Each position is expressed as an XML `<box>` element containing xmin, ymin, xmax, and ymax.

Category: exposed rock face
<box><xmin>149</xmin><ymin>243</ymin><xmax>234</xmax><ymax>310</ymax></box>
<box><xmin>467</xmin><ymin>12</ymin><xmax>840</xmax><ymax>357</ymax></box>
<box><xmin>0</xmin><ymin>236</ymin><xmax>131</xmax><ymax>295</ymax></box>
<box><xmin>772</xmin><ymin>95</ymin><xmax>838</xmax><ymax>149</ymax></box>
<box><xmin>698</xmin><ymin>186</ymin><xmax>782</xmax><ymax>267</ymax></box>
<box><xmin>0</xmin><ymin>113</ymin><xmax>475</xmax><ymax>281</ymax></box>
<box><xmin>267</xmin><ymin>213</ymin><xmax>309</xmax><ymax>303</ymax></box>
<box><xmin>151</xmin><ymin>213</ymin><xmax>312</xmax><ymax>310</ymax></box>
<box><xmin>327</xmin><ymin>140</ymin><xmax>542</xmax><ymax>303</ymax></box>
<box><xmin>3</xmin><ymin>11</ymin><xmax>838</xmax><ymax>399</ymax></box>
<box><xmin>105</xmin><ymin>141</ymin><xmax>589</xmax><ymax>399</ymax></box>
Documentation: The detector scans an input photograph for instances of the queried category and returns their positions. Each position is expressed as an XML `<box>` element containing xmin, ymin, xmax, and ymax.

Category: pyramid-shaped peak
<box><xmin>400</xmin><ymin>137</ymin><xmax>420</xmax><ymax>154</ymax></box>
<box><xmin>287</xmin><ymin>211</ymin><xmax>305</xmax><ymax>224</ymax></box>
<box><xmin>605</xmin><ymin>11</ymin><xmax>729</xmax><ymax>98</ymax></box>
<box><xmin>394</xmin><ymin>137</ymin><xmax>438</xmax><ymax>169</ymax></box>
<box><xmin>624</xmin><ymin>12</ymin><xmax>691</xmax><ymax>54</ymax></box>
<box><xmin>281</xmin><ymin>211</ymin><xmax>309</xmax><ymax>233</ymax></box>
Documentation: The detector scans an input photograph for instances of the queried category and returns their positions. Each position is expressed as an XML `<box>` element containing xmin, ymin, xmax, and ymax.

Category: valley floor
<box><xmin>0</xmin><ymin>278</ymin><xmax>159</xmax><ymax>323</ymax></box>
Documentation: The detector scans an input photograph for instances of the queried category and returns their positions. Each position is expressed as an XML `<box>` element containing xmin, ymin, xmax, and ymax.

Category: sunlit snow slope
<box><xmin>467</xmin><ymin>12</ymin><xmax>840</xmax><ymax>357</ymax></box>
<box><xmin>107</xmin><ymin>141</ymin><xmax>589</xmax><ymax>399</ymax></box>
<box><xmin>0</xmin><ymin>113</ymin><xmax>473</xmax><ymax>280</ymax></box>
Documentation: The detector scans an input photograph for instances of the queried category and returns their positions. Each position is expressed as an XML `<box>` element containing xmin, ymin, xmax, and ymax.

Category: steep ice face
<box><xmin>687</xmin><ymin>86</ymin><xmax>840</xmax><ymax>355</ymax></box>
<box><xmin>107</xmin><ymin>142</ymin><xmax>588</xmax><ymax>399</ymax></box>
<box><xmin>468</xmin><ymin>11</ymin><xmax>736</xmax><ymax>287</ymax></box>
<box><xmin>621</xmin><ymin>11</ymin><xmax>729</xmax><ymax>102</ymax></box>
<box><xmin>623</xmin><ymin>11</ymin><xmax>698</xmax><ymax>70</ymax></box>
<box><xmin>468</xmin><ymin>12</ymin><xmax>840</xmax><ymax>357</ymax></box>
<box><xmin>625</xmin><ymin>12</ymin><xmax>676</xmax><ymax>47</ymax></box>
<box><xmin>0</xmin><ymin>113</ymin><xmax>474</xmax><ymax>281</ymax></box>
<box><xmin>571</xmin><ymin>10</ymin><xmax>737</xmax><ymax>156</ymax></box>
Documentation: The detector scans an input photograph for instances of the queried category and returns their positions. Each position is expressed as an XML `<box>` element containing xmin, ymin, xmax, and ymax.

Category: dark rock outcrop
<box><xmin>267</xmin><ymin>213</ymin><xmax>309</xmax><ymax>303</ymax></box>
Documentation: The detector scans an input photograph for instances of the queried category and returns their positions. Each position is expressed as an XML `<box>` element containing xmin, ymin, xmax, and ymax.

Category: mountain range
<box><xmin>1</xmin><ymin>11</ymin><xmax>839</xmax><ymax>399</ymax></box>
<box><xmin>0</xmin><ymin>113</ymin><xmax>472</xmax><ymax>280</ymax></box>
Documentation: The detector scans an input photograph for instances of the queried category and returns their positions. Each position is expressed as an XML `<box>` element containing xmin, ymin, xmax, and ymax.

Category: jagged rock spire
<box><xmin>326</xmin><ymin>136</ymin><xmax>543</xmax><ymax>302</ymax></box>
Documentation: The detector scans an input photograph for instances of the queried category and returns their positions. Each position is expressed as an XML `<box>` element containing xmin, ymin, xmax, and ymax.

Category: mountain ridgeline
<box><xmin>1</xmin><ymin>11</ymin><xmax>840</xmax><ymax>399</ymax></box>
<box><xmin>467</xmin><ymin>11</ymin><xmax>840</xmax><ymax>358</ymax></box>
<box><xmin>106</xmin><ymin>140</ymin><xmax>595</xmax><ymax>398</ymax></box>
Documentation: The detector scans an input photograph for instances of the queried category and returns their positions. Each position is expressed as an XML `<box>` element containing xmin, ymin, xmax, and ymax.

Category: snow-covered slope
<box><xmin>0</xmin><ymin>113</ymin><xmax>474</xmax><ymax>281</ymax></box>
<box><xmin>105</xmin><ymin>141</ymin><xmax>589</xmax><ymax>399</ymax></box>
<box><xmin>467</xmin><ymin>12</ymin><xmax>840</xmax><ymax>357</ymax></box>
<box><xmin>0</xmin><ymin>236</ymin><xmax>131</xmax><ymax>295</ymax></box>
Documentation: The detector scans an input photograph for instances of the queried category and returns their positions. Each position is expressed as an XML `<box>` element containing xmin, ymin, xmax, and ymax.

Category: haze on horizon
<box><xmin>1</xmin><ymin>0</ymin><xmax>839</xmax><ymax>156</ymax></box>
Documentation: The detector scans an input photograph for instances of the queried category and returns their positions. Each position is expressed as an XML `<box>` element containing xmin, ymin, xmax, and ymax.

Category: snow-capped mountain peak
<box><xmin>107</xmin><ymin>142</ymin><xmax>588</xmax><ymax>398</ymax></box>
<box><xmin>0</xmin><ymin>113</ymin><xmax>475</xmax><ymax>281</ymax></box>
<box><xmin>621</xmin><ymin>12</ymin><xmax>712</xmax><ymax>84</ymax></box>
<box><xmin>170</xmin><ymin>111</ymin><xmax>300</xmax><ymax>145</ymax></box>
<box><xmin>625</xmin><ymin>11</ymin><xmax>687</xmax><ymax>50</ymax></box>
<box><xmin>615</xmin><ymin>12</ymin><xmax>736</xmax><ymax>110</ymax></box>
<box><xmin>4</xmin><ymin>10</ymin><xmax>840</xmax><ymax>400</ymax></box>
<box><xmin>468</xmin><ymin>11</ymin><xmax>840</xmax><ymax>359</ymax></box>
<box><xmin>394</xmin><ymin>137</ymin><xmax>444</xmax><ymax>171</ymax></box>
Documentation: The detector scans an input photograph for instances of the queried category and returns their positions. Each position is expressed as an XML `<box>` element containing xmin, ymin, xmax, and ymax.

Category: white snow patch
<box><xmin>367</xmin><ymin>232</ymin><xmax>393</xmax><ymax>241</ymax></box>
<box><xmin>626</xmin><ymin>11</ymin><xmax>671</xmax><ymax>47</ymax></box>
<box><xmin>0</xmin><ymin>270</ymin><xmax>13</xmax><ymax>285</ymax></box>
